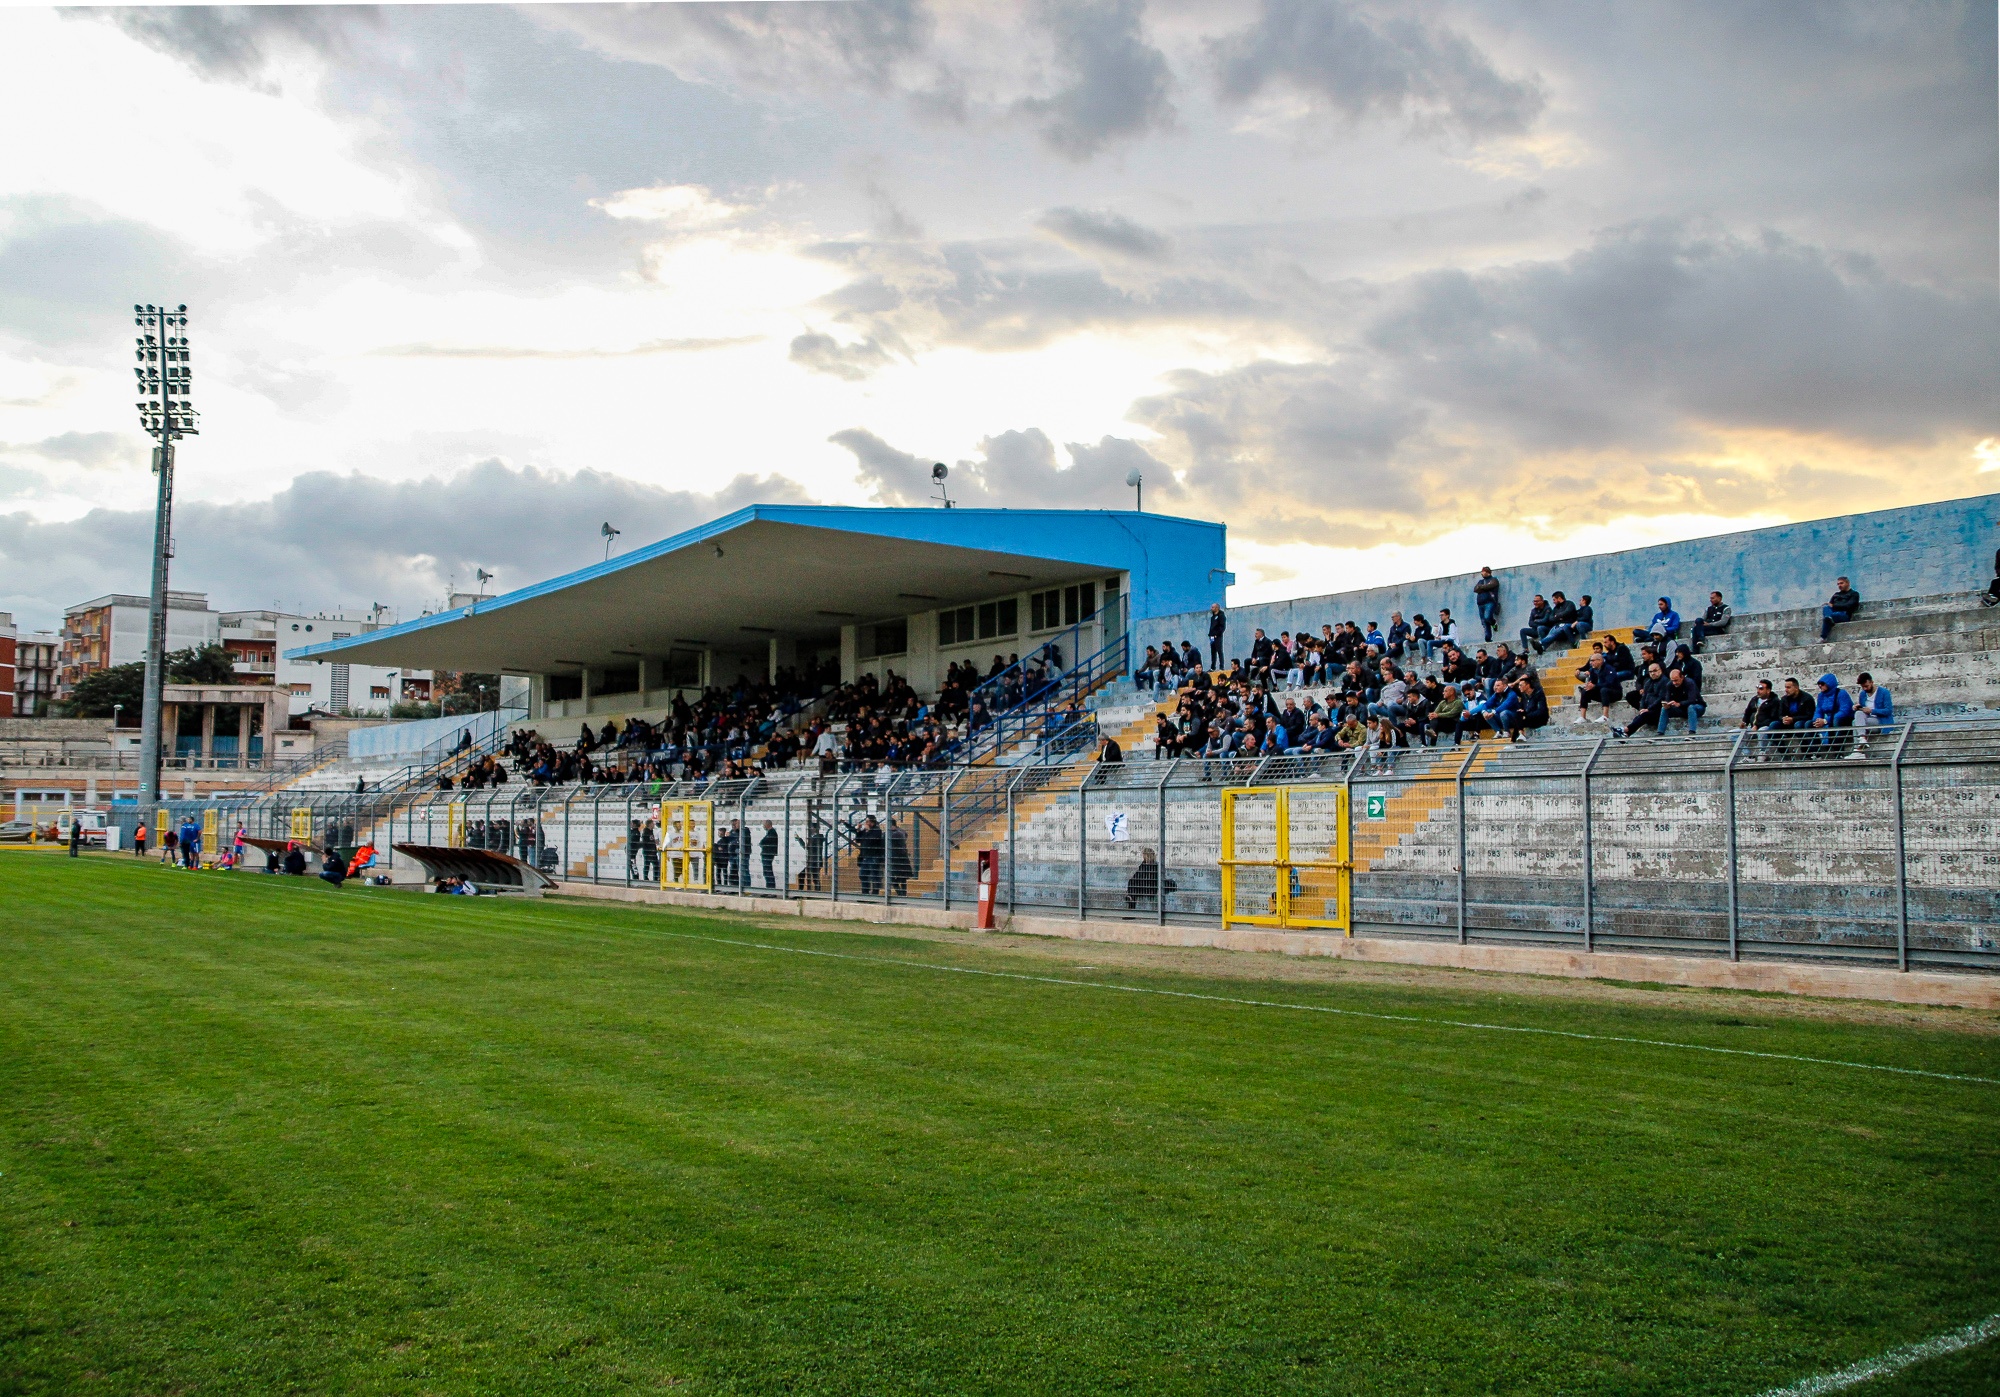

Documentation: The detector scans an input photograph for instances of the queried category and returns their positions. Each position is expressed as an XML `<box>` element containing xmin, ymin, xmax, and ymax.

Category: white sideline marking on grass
<box><xmin>640</xmin><ymin>929</ymin><xmax>2000</xmax><ymax>1087</ymax></box>
<box><xmin>1756</xmin><ymin>1312</ymin><xmax>2000</xmax><ymax>1395</ymax></box>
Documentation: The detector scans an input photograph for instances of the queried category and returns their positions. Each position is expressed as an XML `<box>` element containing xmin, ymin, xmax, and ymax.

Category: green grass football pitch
<box><xmin>3</xmin><ymin>856</ymin><xmax>1997</xmax><ymax>1395</ymax></box>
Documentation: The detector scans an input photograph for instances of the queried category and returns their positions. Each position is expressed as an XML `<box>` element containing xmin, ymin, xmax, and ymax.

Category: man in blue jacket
<box><xmin>1633</xmin><ymin>597</ymin><xmax>1680</xmax><ymax>647</ymax></box>
<box><xmin>1810</xmin><ymin>672</ymin><xmax>1855</xmax><ymax>757</ymax></box>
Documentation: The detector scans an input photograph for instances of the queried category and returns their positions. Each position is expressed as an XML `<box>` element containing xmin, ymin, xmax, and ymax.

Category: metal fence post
<box><xmin>1580</xmin><ymin>736</ymin><xmax>1608</xmax><ymax>952</ymax></box>
<box><xmin>941</xmin><ymin>771</ymin><xmax>954</xmax><ymax>910</ymax></box>
<box><xmin>1156</xmin><ymin>760</ymin><xmax>1172</xmax><ymax>927</ymax></box>
<box><xmin>1890</xmin><ymin>721</ymin><xmax>1916</xmax><ymax>972</ymax></box>
<box><xmin>1454</xmin><ymin>744</ymin><xmax>1477</xmax><ymax>944</ymax></box>
<box><xmin>782</xmin><ymin>780</ymin><xmax>793</xmax><ymax>897</ymax></box>
<box><xmin>1724</xmin><ymin>728</ymin><xmax>1747</xmax><ymax>961</ymax></box>
<box><xmin>1077</xmin><ymin>768</ymin><xmax>1088</xmax><ymax>920</ymax></box>
<box><xmin>1006</xmin><ymin>769</ymin><xmax>1018</xmax><ymax>916</ymax></box>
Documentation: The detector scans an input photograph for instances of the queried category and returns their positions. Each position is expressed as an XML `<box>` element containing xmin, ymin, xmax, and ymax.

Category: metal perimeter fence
<box><xmin>195</xmin><ymin>717</ymin><xmax>2000</xmax><ymax>975</ymax></box>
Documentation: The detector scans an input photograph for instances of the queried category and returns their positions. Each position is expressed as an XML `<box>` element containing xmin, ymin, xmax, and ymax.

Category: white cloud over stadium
<box><xmin>0</xmin><ymin>0</ymin><xmax>1994</xmax><ymax>629</ymax></box>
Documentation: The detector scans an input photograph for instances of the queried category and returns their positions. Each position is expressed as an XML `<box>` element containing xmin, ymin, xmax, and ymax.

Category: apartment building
<box><xmin>223</xmin><ymin>610</ymin><xmax>430</xmax><ymax>716</ymax></box>
<box><xmin>58</xmin><ymin>591</ymin><xmax>218</xmax><ymax>695</ymax></box>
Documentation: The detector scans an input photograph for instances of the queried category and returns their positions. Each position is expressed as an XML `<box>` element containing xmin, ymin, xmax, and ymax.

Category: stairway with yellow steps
<box><xmin>902</xmin><ymin>688</ymin><xmax>1183</xmax><ymax>895</ymax></box>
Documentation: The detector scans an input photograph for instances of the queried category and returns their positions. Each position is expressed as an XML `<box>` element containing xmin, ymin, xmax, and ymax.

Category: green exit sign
<box><xmin>1365</xmin><ymin>792</ymin><xmax>1386</xmax><ymax>821</ymax></box>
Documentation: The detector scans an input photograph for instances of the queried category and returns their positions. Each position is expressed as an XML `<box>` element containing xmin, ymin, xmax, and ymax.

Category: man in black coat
<box><xmin>855</xmin><ymin>816</ymin><xmax>886</xmax><ymax>896</ymax></box>
<box><xmin>1207</xmin><ymin>604</ymin><xmax>1227</xmax><ymax>670</ymax></box>
<box><xmin>759</xmin><ymin>820</ymin><xmax>780</xmax><ymax>889</ymax></box>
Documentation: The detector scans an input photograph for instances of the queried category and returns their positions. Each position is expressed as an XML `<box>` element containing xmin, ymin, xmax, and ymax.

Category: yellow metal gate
<box><xmin>658</xmin><ymin>800</ymin><xmax>714</xmax><ymax>892</ymax></box>
<box><xmin>1220</xmin><ymin>786</ymin><xmax>1351</xmax><ymax>931</ymax></box>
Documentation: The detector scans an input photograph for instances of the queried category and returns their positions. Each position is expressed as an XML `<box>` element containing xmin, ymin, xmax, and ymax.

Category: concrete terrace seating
<box><xmin>1688</xmin><ymin>590</ymin><xmax>1999</xmax><ymax>719</ymax></box>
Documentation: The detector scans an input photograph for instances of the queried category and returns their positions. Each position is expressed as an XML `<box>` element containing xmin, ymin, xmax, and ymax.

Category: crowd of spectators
<box><xmin>1132</xmin><ymin>570</ymin><xmax>1901</xmax><ymax>761</ymax></box>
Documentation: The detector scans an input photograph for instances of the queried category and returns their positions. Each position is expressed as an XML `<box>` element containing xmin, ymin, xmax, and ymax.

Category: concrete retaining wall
<box><xmin>1144</xmin><ymin>492</ymin><xmax>2000</xmax><ymax>655</ymax></box>
<box><xmin>549</xmin><ymin>881</ymin><xmax>2000</xmax><ymax>1009</ymax></box>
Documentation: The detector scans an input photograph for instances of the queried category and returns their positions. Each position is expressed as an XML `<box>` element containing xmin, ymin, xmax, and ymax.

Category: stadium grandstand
<box><xmin>105</xmin><ymin>491</ymin><xmax>1999</xmax><ymax>979</ymax></box>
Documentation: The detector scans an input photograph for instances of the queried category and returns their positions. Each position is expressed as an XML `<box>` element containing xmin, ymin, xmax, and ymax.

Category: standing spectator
<box><xmin>1821</xmin><ymin>577</ymin><xmax>1862</xmax><ymax>641</ymax></box>
<box><xmin>759</xmin><ymin>820</ymin><xmax>780</xmax><ymax>888</ymax></box>
<box><xmin>888</xmin><ymin>821</ymin><xmax>912</xmax><ymax>896</ymax></box>
<box><xmin>1851</xmin><ymin>672</ymin><xmax>1893</xmax><ymax>755</ymax></box>
<box><xmin>1473</xmin><ymin>566</ymin><xmax>1501</xmax><ymax>641</ymax></box>
<box><xmin>642</xmin><ymin>821</ymin><xmax>660</xmax><ymax>883</ymax></box>
<box><xmin>1692</xmin><ymin>591</ymin><xmax>1733</xmax><ymax>650</ymax></box>
<box><xmin>855</xmin><ymin>816</ymin><xmax>886</xmax><ymax>896</ymax></box>
<box><xmin>1207</xmin><ymin>603</ymin><xmax>1227</xmax><ymax>670</ymax></box>
<box><xmin>133</xmin><ymin>819</ymin><xmax>147</xmax><ymax>858</ymax></box>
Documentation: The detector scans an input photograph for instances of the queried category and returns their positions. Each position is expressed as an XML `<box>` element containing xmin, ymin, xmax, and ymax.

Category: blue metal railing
<box><xmin>954</xmin><ymin>629</ymin><xmax>1128</xmax><ymax>766</ymax></box>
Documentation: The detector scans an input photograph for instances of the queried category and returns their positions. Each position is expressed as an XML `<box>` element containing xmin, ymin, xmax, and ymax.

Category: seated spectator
<box><xmin>1535</xmin><ymin>591</ymin><xmax>1582</xmax><ymax>654</ymax></box>
<box><xmin>1517</xmin><ymin>595</ymin><xmax>1551</xmax><ymax>655</ymax></box>
<box><xmin>1618</xmin><ymin>662</ymin><xmax>1670</xmax><ymax>738</ymax></box>
<box><xmin>1633</xmin><ymin>597</ymin><xmax>1681</xmax><ymax>647</ymax></box>
<box><xmin>1658</xmin><ymin>667</ymin><xmax>1704</xmax><ymax>735</ymax></box>
<box><xmin>1821</xmin><ymin>577</ymin><xmax>1861</xmax><ymax>641</ymax></box>
<box><xmin>1153</xmin><ymin>712</ymin><xmax>1180</xmax><ymax>758</ymax></box>
<box><xmin>1123</xmin><ymin>848</ymin><xmax>1176</xmax><ymax>911</ymax></box>
<box><xmin>1363</xmin><ymin>621</ymin><xmax>1386</xmax><ymax>652</ymax></box>
<box><xmin>1692</xmin><ymin>591</ymin><xmax>1733</xmax><ymax>650</ymax></box>
<box><xmin>1772</xmin><ymin>676</ymin><xmax>1815</xmax><ymax>758</ymax></box>
<box><xmin>1385</xmin><ymin>612</ymin><xmax>1411</xmax><ymax>659</ymax></box>
<box><xmin>1410</xmin><ymin>614</ymin><xmax>1435</xmax><ymax>662</ymax></box>
<box><xmin>1984</xmin><ymin>546</ymin><xmax>2000</xmax><ymax>607</ymax></box>
<box><xmin>1486</xmin><ymin>681</ymin><xmax>1526</xmax><ymax>742</ymax></box>
<box><xmin>1429</xmin><ymin>685</ymin><xmax>1467</xmax><ymax>745</ymax></box>
<box><xmin>1851</xmin><ymin>672</ymin><xmax>1892</xmax><ymax>755</ymax></box>
<box><xmin>1575</xmin><ymin>654</ymin><xmax>1623</xmax><ymax>724</ymax></box>
<box><xmin>1810</xmin><ymin>672</ymin><xmax>1855</xmax><ymax>756</ymax></box>
<box><xmin>1517</xmin><ymin>677</ymin><xmax>1550</xmax><ymax>735</ymax></box>
<box><xmin>1604</xmin><ymin>636</ymin><xmax>1637</xmax><ymax>682</ymax></box>
<box><xmin>1740</xmin><ymin>679</ymin><xmax>1781</xmax><ymax>759</ymax></box>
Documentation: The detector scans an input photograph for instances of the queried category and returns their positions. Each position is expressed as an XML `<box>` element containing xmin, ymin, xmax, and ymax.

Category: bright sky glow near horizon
<box><xmin>0</xmin><ymin>1</ymin><xmax>1995</xmax><ymax>631</ymax></box>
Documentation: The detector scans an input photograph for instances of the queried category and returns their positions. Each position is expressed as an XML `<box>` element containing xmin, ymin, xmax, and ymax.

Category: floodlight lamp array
<box><xmin>132</xmin><ymin>302</ymin><xmax>198</xmax><ymax>442</ymax></box>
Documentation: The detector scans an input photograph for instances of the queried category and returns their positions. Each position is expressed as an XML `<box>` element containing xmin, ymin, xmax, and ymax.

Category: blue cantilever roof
<box><xmin>285</xmin><ymin>504</ymin><xmax>1229</xmax><ymax>672</ymax></box>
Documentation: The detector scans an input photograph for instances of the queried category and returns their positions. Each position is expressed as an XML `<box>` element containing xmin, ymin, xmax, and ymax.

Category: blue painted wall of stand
<box><xmin>1140</xmin><ymin>492</ymin><xmax>2000</xmax><ymax>657</ymax></box>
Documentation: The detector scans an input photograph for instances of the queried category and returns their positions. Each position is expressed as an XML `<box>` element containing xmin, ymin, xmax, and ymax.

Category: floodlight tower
<box><xmin>133</xmin><ymin>303</ymin><xmax>198</xmax><ymax>807</ymax></box>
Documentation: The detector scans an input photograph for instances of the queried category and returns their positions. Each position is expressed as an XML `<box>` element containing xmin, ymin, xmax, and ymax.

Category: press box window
<box><xmin>938</xmin><ymin>607</ymin><xmax>975</xmax><ymax>647</ymax></box>
<box><xmin>599</xmin><ymin>666</ymin><xmax>640</xmax><ymax>696</ymax></box>
<box><xmin>546</xmin><ymin>673</ymin><xmax>583</xmax><ymax>702</ymax></box>
<box><xmin>859</xmin><ymin>620</ymin><xmax>908</xmax><ymax>659</ymax></box>
<box><xmin>665</xmin><ymin>649</ymin><xmax>702</xmax><ymax>688</ymax></box>
<box><xmin>1030</xmin><ymin>583</ymin><xmax>1096</xmax><ymax>631</ymax></box>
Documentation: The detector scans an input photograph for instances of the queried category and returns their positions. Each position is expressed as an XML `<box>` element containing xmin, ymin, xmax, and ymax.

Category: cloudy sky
<box><xmin>1</xmin><ymin>0</ymin><xmax>1995</xmax><ymax>632</ymax></box>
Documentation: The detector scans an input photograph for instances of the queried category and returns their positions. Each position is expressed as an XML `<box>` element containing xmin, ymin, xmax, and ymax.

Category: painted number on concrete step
<box><xmin>1365</xmin><ymin>792</ymin><xmax>1386</xmax><ymax>820</ymax></box>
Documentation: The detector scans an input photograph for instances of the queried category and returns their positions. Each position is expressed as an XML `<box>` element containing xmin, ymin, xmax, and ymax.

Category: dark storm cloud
<box><xmin>1014</xmin><ymin>0</ymin><xmax>1175</xmax><ymax>158</ymax></box>
<box><xmin>1035</xmin><ymin>207</ymin><xmax>1172</xmax><ymax>261</ymax></box>
<box><xmin>831</xmin><ymin>425</ymin><xmax>1173</xmax><ymax>508</ymax></box>
<box><xmin>0</xmin><ymin>197</ymin><xmax>202</xmax><ymax>350</ymax></box>
<box><xmin>0</xmin><ymin>460</ymin><xmax>813</xmax><ymax>631</ymax></box>
<box><xmin>1367</xmin><ymin>219</ymin><xmax>2000</xmax><ymax>447</ymax></box>
<box><xmin>799</xmin><ymin>234</ymin><xmax>1266</xmax><ymax>368</ymax></box>
<box><xmin>1208</xmin><ymin>0</ymin><xmax>1544</xmax><ymax>137</ymax></box>
<box><xmin>789</xmin><ymin>333</ymin><xmax>896</xmax><ymax>381</ymax></box>
<box><xmin>98</xmin><ymin>5</ymin><xmax>380</xmax><ymax>89</ymax></box>
<box><xmin>1</xmin><ymin>432</ymin><xmax>141</xmax><ymax>471</ymax></box>
<box><xmin>548</xmin><ymin>0</ymin><xmax>937</xmax><ymax>97</ymax></box>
